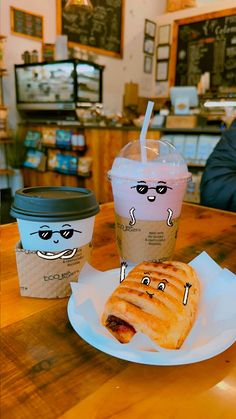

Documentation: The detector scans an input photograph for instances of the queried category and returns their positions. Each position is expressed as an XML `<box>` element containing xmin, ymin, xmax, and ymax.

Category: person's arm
<box><xmin>200</xmin><ymin>129</ymin><xmax>236</xmax><ymax>212</ymax></box>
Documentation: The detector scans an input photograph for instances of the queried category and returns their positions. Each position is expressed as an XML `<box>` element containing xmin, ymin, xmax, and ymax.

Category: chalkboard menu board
<box><xmin>170</xmin><ymin>9</ymin><xmax>236</xmax><ymax>90</ymax></box>
<box><xmin>57</xmin><ymin>0</ymin><xmax>124</xmax><ymax>58</ymax></box>
<box><xmin>10</xmin><ymin>7</ymin><xmax>44</xmax><ymax>41</ymax></box>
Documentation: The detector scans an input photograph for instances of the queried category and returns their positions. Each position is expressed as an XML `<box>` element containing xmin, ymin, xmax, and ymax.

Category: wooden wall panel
<box><xmin>84</xmin><ymin>129</ymin><xmax>126</xmax><ymax>203</ymax></box>
<box><xmin>126</xmin><ymin>129</ymin><xmax>161</xmax><ymax>142</ymax></box>
<box><xmin>23</xmin><ymin>169</ymin><xmax>62</xmax><ymax>187</ymax></box>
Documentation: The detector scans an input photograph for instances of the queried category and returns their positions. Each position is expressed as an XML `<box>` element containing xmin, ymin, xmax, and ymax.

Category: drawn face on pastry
<box><xmin>131</xmin><ymin>180</ymin><xmax>173</xmax><ymax>203</ymax></box>
<box><xmin>141</xmin><ymin>273</ymin><xmax>168</xmax><ymax>299</ymax></box>
<box><xmin>141</xmin><ymin>273</ymin><xmax>192</xmax><ymax>305</ymax></box>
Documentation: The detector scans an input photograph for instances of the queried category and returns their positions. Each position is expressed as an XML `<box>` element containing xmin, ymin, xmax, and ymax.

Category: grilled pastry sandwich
<box><xmin>101</xmin><ymin>261</ymin><xmax>200</xmax><ymax>349</ymax></box>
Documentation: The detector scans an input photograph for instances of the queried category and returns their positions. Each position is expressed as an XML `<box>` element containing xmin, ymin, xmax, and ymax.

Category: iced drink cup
<box><xmin>108</xmin><ymin>140</ymin><xmax>191</xmax><ymax>265</ymax></box>
<box><xmin>10</xmin><ymin>186</ymin><xmax>99</xmax><ymax>298</ymax></box>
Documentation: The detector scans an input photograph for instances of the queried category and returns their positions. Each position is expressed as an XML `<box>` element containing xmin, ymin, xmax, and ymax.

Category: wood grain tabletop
<box><xmin>1</xmin><ymin>202</ymin><xmax>236</xmax><ymax>419</ymax></box>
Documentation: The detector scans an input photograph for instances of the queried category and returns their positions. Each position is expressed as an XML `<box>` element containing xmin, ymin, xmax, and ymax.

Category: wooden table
<box><xmin>1</xmin><ymin>202</ymin><xmax>236</xmax><ymax>419</ymax></box>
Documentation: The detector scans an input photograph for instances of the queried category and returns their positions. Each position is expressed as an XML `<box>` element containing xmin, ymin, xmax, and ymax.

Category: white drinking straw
<box><xmin>139</xmin><ymin>100</ymin><xmax>154</xmax><ymax>162</ymax></box>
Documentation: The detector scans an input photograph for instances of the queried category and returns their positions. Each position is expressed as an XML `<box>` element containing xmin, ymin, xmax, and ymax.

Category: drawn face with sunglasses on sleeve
<box><xmin>28</xmin><ymin>218</ymin><xmax>94</xmax><ymax>260</ymax></box>
<box><xmin>129</xmin><ymin>180</ymin><xmax>174</xmax><ymax>227</ymax></box>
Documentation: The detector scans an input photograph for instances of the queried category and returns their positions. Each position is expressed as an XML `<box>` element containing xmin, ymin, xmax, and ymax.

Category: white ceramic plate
<box><xmin>67</xmin><ymin>267</ymin><xmax>236</xmax><ymax>365</ymax></box>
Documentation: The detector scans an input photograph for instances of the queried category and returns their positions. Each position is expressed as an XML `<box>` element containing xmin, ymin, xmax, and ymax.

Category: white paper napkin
<box><xmin>70</xmin><ymin>252</ymin><xmax>236</xmax><ymax>355</ymax></box>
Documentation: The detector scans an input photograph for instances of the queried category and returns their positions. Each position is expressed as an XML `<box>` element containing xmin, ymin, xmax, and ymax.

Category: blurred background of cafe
<box><xmin>1</xmin><ymin>0</ymin><xmax>236</xmax><ymax>223</ymax></box>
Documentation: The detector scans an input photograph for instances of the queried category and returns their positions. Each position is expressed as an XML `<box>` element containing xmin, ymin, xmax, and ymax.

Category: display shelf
<box><xmin>17</xmin><ymin>122</ymin><xmax>225</xmax><ymax>134</ymax></box>
<box><xmin>0</xmin><ymin>169</ymin><xmax>14</xmax><ymax>176</ymax></box>
<box><xmin>78</xmin><ymin>73</ymin><xmax>99</xmax><ymax>81</ymax></box>
<box><xmin>41</xmin><ymin>143</ymin><xmax>87</xmax><ymax>154</ymax></box>
<box><xmin>158</xmin><ymin>127</ymin><xmax>221</xmax><ymax>205</ymax></box>
<box><xmin>0</xmin><ymin>69</ymin><xmax>7</xmax><ymax>76</ymax></box>
<box><xmin>159</xmin><ymin>126</ymin><xmax>223</xmax><ymax>134</ymax></box>
<box><xmin>0</xmin><ymin>139</ymin><xmax>13</xmax><ymax>144</ymax></box>
<box><xmin>0</xmin><ymin>40</ymin><xmax>13</xmax><ymax>190</ymax></box>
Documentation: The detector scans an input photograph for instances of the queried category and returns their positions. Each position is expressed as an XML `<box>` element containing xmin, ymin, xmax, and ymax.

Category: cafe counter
<box><xmin>19</xmin><ymin>123</ymin><xmax>223</xmax><ymax>204</ymax></box>
<box><xmin>21</xmin><ymin>125</ymin><xmax>161</xmax><ymax>203</ymax></box>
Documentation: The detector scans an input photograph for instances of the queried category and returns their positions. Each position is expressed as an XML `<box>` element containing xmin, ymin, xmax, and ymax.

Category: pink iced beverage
<box><xmin>108</xmin><ymin>140</ymin><xmax>191</xmax><ymax>265</ymax></box>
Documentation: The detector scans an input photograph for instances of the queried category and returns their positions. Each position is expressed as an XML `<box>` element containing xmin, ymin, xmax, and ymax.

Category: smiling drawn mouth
<box><xmin>146</xmin><ymin>291</ymin><xmax>154</xmax><ymax>298</ymax></box>
<box><xmin>53</xmin><ymin>240</ymin><xmax>59</xmax><ymax>243</ymax></box>
<box><xmin>147</xmin><ymin>196</ymin><xmax>156</xmax><ymax>202</ymax></box>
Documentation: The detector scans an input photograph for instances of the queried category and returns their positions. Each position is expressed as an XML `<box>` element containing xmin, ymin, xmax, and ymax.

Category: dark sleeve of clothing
<box><xmin>200</xmin><ymin>127</ymin><xmax>236</xmax><ymax>212</ymax></box>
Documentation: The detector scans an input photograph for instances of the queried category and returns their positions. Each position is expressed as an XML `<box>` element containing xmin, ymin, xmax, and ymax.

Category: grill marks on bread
<box><xmin>101</xmin><ymin>261</ymin><xmax>200</xmax><ymax>349</ymax></box>
<box><xmin>115</xmin><ymin>283</ymin><xmax>178</xmax><ymax>322</ymax></box>
<box><xmin>119</xmin><ymin>281</ymin><xmax>183</xmax><ymax>319</ymax></box>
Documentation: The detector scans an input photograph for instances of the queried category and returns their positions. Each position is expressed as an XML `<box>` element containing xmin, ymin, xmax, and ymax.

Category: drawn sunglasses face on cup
<box><xmin>131</xmin><ymin>180</ymin><xmax>173</xmax><ymax>203</ymax></box>
<box><xmin>30</xmin><ymin>223</ymin><xmax>81</xmax><ymax>244</ymax></box>
<box><xmin>129</xmin><ymin>180</ymin><xmax>174</xmax><ymax>227</ymax></box>
<box><xmin>28</xmin><ymin>222</ymin><xmax>82</xmax><ymax>259</ymax></box>
<box><xmin>21</xmin><ymin>217</ymin><xmax>95</xmax><ymax>255</ymax></box>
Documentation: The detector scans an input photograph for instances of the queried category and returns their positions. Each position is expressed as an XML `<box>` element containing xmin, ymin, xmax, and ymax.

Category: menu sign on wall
<box><xmin>170</xmin><ymin>9</ymin><xmax>236</xmax><ymax>89</ymax></box>
<box><xmin>57</xmin><ymin>0</ymin><xmax>124</xmax><ymax>58</ymax></box>
<box><xmin>10</xmin><ymin>7</ymin><xmax>44</xmax><ymax>41</ymax></box>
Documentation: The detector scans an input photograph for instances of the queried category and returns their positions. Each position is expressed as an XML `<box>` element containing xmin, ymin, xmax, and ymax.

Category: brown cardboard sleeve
<box><xmin>115</xmin><ymin>214</ymin><xmax>179</xmax><ymax>264</ymax></box>
<box><xmin>15</xmin><ymin>241</ymin><xmax>92</xmax><ymax>298</ymax></box>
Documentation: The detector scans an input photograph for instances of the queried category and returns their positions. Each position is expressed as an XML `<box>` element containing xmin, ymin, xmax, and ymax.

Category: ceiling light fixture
<box><xmin>204</xmin><ymin>100</ymin><xmax>236</xmax><ymax>108</ymax></box>
<box><xmin>64</xmin><ymin>0</ymin><xmax>93</xmax><ymax>12</ymax></box>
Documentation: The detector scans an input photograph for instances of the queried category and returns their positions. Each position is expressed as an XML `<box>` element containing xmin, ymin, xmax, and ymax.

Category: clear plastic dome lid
<box><xmin>109</xmin><ymin>140</ymin><xmax>191</xmax><ymax>181</ymax></box>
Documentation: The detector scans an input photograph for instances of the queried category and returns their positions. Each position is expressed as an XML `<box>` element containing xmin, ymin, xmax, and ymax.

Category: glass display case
<box><xmin>15</xmin><ymin>59</ymin><xmax>104</xmax><ymax>112</ymax></box>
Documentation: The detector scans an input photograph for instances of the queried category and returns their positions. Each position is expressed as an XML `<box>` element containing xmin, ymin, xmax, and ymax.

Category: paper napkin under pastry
<box><xmin>70</xmin><ymin>252</ymin><xmax>236</xmax><ymax>355</ymax></box>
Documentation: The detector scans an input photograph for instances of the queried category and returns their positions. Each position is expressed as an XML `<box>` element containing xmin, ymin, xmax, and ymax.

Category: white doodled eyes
<box><xmin>157</xmin><ymin>282</ymin><xmax>166</xmax><ymax>291</ymax></box>
<box><xmin>141</xmin><ymin>276</ymin><xmax>151</xmax><ymax>286</ymax></box>
<box><xmin>141</xmin><ymin>277</ymin><xmax>166</xmax><ymax>291</ymax></box>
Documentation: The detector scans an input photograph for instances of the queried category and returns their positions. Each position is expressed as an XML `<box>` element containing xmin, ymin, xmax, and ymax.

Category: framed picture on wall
<box><xmin>144</xmin><ymin>55</ymin><xmax>153</xmax><ymax>74</ymax></box>
<box><xmin>143</xmin><ymin>36</ymin><xmax>155</xmax><ymax>55</ymax></box>
<box><xmin>157</xmin><ymin>44</ymin><xmax>170</xmax><ymax>60</ymax></box>
<box><xmin>10</xmin><ymin>6</ymin><xmax>44</xmax><ymax>41</ymax></box>
<box><xmin>156</xmin><ymin>60</ymin><xmax>169</xmax><ymax>81</ymax></box>
<box><xmin>157</xmin><ymin>25</ymin><xmax>171</xmax><ymax>45</ymax></box>
<box><xmin>144</xmin><ymin>19</ymin><xmax>156</xmax><ymax>38</ymax></box>
<box><xmin>42</xmin><ymin>43</ymin><xmax>55</xmax><ymax>62</ymax></box>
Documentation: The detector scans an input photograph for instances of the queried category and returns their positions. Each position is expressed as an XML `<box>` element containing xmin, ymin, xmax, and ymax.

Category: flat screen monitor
<box><xmin>15</xmin><ymin>61</ymin><xmax>76</xmax><ymax>110</ymax></box>
<box><xmin>76</xmin><ymin>62</ymin><xmax>103</xmax><ymax>104</ymax></box>
<box><xmin>170</xmin><ymin>86</ymin><xmax>198</xmax><ymax>114</ymax></box>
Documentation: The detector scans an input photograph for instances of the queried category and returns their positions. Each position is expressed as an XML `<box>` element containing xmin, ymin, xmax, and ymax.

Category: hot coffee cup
<box><xmin>10</xmin><ymin>186</ymin><xmax>99</xmax><ymax>298</ymax></box>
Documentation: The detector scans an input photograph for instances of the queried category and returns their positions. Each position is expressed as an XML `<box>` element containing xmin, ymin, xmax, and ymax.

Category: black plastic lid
<box><xmin>10</xmin><ymin>187</ymin><xmax>99</xmax><ymax>222</ymax></box>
